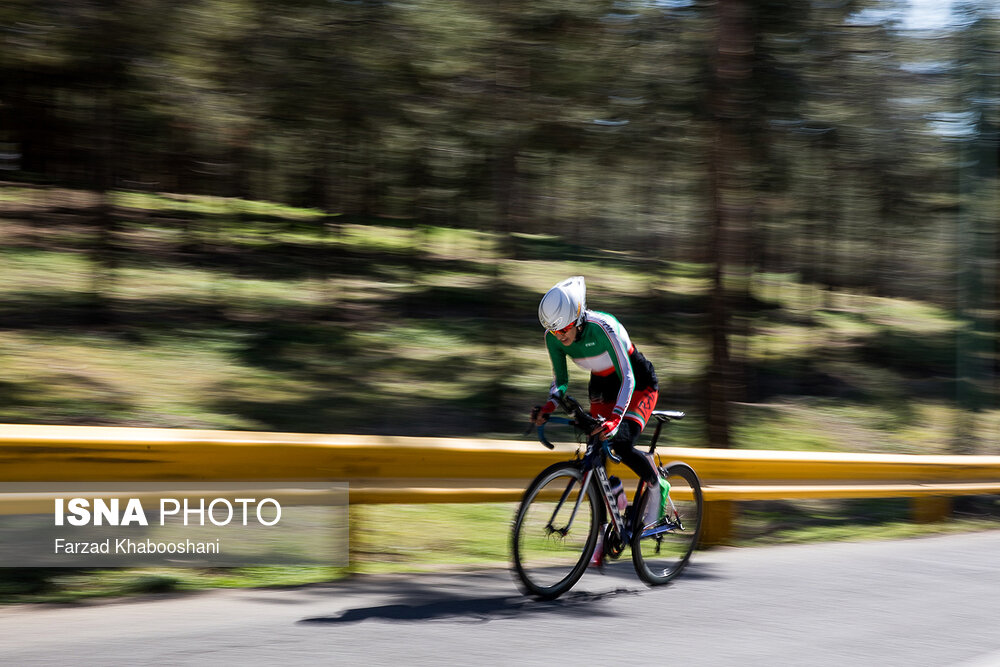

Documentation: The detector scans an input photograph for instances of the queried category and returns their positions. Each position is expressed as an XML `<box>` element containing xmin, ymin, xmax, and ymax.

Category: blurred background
<box><xmin>0</xmin><ymin>0</ymin><xmax>997</xmax><ymax>457</ymax></box>
<box><xmin>2</xmin><ymin>0</ymin><xmax>1000</xmax><ymax>602</ymax></box>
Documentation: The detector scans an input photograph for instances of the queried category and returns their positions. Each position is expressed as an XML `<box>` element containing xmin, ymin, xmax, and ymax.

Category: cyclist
<box><xmin>530</xmin><ymin>276</ymin><xmax>670</xmax><ymax>530</ymax></box>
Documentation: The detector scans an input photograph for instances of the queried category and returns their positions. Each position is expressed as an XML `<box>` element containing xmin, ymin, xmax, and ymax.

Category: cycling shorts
<box><xmin>590</xmin><ymin>385</ymin><xmax>659</xmax><ymax>431</ymax></box>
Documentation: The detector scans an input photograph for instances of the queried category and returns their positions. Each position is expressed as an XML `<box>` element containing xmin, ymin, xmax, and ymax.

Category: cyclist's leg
<box><xmin>608</xmin><ymin>387</ymin><xmax>670</xmax><ymax>521</ymax></box>
<box><xmin>610</xmin><ymin>423</ymin><xmax>671</xmax><ymax>523</ymax></box>
<box><xmin>608</xmin><ymin>419</ymin><xmax>656</xmax><ymax>480</ymax></box>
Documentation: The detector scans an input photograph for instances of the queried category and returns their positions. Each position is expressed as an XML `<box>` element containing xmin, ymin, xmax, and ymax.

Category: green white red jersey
<box><xmin>544</xmin><ymin>309</ymin><xmax>638</xmax><ymax>419</ymax></box>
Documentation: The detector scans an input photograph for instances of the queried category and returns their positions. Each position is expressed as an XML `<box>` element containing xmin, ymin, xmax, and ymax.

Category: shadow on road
<box><xmin>298</xmin><ymin>561</ymin><xmax>718</xmax><ymax>625</ymax></box>
<box><xmin>299</xmin><ymin>587</ymin><xmax>640</xmax><ymax>625</ymax></box>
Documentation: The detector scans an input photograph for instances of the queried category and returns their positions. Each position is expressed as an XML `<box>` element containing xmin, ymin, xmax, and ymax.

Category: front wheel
<box><xmin>631</xmin><ymin>462</ymin><xmax>703</xmax><ymax>586</ymax></box>
<box><xmin>511</xmin><ymin>461</ymin><xmax>601</xmax><ymax>600</ymax></box>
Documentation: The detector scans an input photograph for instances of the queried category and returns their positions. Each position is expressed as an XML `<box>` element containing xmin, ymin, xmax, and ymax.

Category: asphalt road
<box><xmin>3</xmin><ymin>530</ymin><xmax>1000</xmax><ymax>666</ymax></box>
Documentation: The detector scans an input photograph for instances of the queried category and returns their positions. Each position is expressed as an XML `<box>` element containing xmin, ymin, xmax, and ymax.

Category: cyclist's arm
<box><xmin>592</xmin><ymin>316</ymin><xmax>635</xmax><ymax>420</ymax></box>
<box><xmin>545</xmin><ymin>331</ymin><xmax>569</xmax><ymax>403</ymax></box>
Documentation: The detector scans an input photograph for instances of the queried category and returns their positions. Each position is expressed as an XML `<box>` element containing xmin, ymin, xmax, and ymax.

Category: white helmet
<box><xmin>538</xmin><ymin>276</ymin><xmax>587</xmax><ymax>331</ymax></box>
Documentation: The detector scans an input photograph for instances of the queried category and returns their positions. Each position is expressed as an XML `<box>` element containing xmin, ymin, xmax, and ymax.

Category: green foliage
<box><xmin>0</xmin><ymin>185</ymin><xmax>995</xmax><ymax>457</ymax></box>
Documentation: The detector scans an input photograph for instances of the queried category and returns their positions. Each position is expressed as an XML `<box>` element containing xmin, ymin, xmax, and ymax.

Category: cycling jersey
<box><xmin>545</xmin><ymin>310</ymin><xmax>657</xmax><ymax>422</ymax></box>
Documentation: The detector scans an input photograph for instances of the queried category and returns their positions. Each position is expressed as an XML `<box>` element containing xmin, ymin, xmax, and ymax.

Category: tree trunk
<box><xmin>704</xmin><ymin>0</ymin><xmax>755</xmax><ymax>448</ymax></box>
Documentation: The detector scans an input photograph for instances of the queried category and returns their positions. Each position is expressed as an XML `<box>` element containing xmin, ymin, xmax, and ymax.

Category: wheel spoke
<box><xmin>512</xmin><ymin>464</ymin><xmax>599</xmax><ymax>600</ymax></box>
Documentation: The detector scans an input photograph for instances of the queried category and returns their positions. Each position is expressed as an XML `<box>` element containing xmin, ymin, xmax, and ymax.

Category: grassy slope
<box><xmin>3</xmin><ymin>186</ymin><xmax>998</xmax><ymax>452</ymax></box>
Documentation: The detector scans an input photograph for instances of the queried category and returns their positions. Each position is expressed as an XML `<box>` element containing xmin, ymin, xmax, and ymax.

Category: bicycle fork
<box><xmin>545</xmin><ymin>470</ymin><xmax>590</xmax><ymax>537</ymax></box>
<box><xmin>545</xmin><ymin>468</ymin><xmax>626</xmax><ymax>540</ymax></box>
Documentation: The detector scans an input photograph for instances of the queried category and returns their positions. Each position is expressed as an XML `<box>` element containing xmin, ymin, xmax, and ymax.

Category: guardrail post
<box><xmin>912</xmin><ymin>496</ymin><xmax>951</xmax><ymax>523</ymax></box>
<box><xmin>347</xmin><ymin>504</ymin><xmax>363</xmax><ymax>572</ymax></box>
<box><xmin>699</xmin><ymin>499</ymin><xmax>734</xmax><ymax>547</ymax></box>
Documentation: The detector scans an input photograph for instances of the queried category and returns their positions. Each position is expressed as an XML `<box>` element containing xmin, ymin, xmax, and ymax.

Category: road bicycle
<box><xmin>511</xmin><ymin>394</ymin><xmax>703</xmax><ymax>600</ymax></box>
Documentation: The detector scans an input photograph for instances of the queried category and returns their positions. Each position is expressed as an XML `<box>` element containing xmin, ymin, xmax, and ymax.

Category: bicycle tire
<box><xmin>630</xmin><ymin>461</ymin><xmax>703</xmax><ymax>586</ymax></box>
<box><xmin>511</xmin><ymin>461</ymin><xmax>601</xmax><ymax>600</ymax></box>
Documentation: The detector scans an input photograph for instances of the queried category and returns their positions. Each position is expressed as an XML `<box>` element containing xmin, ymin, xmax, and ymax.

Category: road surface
<box><xmin>2</xmin><ymin>530</ymin><xmax>999</xmax><ymax>666</ymax></box>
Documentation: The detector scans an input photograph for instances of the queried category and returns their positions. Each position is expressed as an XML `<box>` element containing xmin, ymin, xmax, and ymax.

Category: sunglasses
<box><xmin>548</xmin><ymin>322</ymin><xmax>576</xmax><ymax>335</ymax></box>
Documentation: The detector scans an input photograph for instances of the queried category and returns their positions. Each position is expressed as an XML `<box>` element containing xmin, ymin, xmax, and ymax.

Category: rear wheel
<box><xmin>511</xmin><ymin>462</ymin><xmax>600</xmax><ymax>600</ymax></box>
<box><xmin>631</xmin><ymin>462</ymin><xmax>703</xmax><ymax>586</ymax></box>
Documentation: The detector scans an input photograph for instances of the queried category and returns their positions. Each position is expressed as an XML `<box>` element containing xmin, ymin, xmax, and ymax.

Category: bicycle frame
<box><xmin>540</xmin><ymin>416</ymin><xmax>639</xmax><ymax>545</ymax></box>
<box><xmin>539</xmin><ymin>409</ymin><xmax>686</xmax><ymax>547</ymax></box>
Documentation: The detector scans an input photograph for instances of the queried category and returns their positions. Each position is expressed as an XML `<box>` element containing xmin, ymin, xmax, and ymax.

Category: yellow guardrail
<box><xmin>3</xmin><ymin>423</ymin><xmax>1000</xmax><ymax>545</ymax></box>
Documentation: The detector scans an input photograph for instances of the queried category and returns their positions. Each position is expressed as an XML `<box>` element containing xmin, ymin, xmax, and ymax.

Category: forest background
<box><xmin>0</xmin><ymin>0</ymin><xmax>998</xmax><ymax>457</ymax></box>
